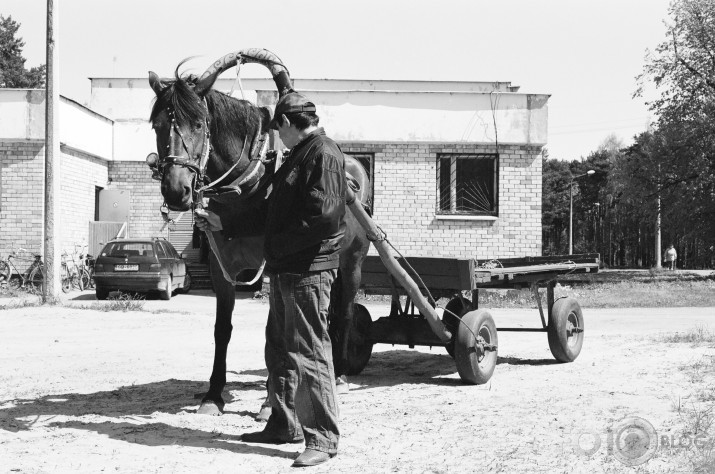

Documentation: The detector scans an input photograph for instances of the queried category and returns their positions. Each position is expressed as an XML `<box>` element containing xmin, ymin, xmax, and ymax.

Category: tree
<box><xmin>0</xmin><ymin>15</ymin><xmax>45</xmax><ymax>88</ymax></box>
<box><xmin>634</xmin><ymin>0</ymin><xmax>715</xmax><ymax>268</ymax></box>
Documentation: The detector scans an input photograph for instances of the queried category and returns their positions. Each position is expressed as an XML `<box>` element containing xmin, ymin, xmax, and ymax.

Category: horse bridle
<box><xmin>148</xmin><ymin>98</ymin><xmax>212</xmax><ymax>204</ymax></box>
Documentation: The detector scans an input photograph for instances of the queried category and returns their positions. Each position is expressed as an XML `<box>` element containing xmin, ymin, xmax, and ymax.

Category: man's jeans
<box><xmin>264</xmin><ymin>269</ymin><xmax>340</xmax><ymax>454</ymax></box>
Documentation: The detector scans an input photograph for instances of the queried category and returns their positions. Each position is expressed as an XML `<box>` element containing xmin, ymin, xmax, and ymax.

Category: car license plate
<box><xmin>115</xmin><ymin>264</ymin><xmax>139</xmax><ymax>271</ymax></box>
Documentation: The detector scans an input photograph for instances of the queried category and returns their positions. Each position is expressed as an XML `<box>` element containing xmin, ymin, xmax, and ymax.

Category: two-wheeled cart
<box><xmin>346</xmin><ymin>253</ymin><xmax>600</xmax><ymax>384</ymax></box>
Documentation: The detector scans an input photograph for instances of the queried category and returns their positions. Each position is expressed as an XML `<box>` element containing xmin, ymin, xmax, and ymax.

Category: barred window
<box><xmin>437</xmin><ymin>153</ymin><xmax>498</xmax><ymax>216</ymax></box>
<box><xmin>348</xmin><ymin>153</ymin><xmax>375</xmax><ymax>213</ymax></box>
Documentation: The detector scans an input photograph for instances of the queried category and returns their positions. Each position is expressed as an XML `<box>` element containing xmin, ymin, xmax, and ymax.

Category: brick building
<box><xmin>0</xmin><ymin>78</ymin><xmax>548</xmax><ymax>265</ymax></box>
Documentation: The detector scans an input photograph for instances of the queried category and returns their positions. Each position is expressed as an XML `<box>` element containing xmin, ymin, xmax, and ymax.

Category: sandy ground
<box><xmin>1</xmin><ymin>289</ymin><xmax>714</xmax><ymax>473</ymax></box>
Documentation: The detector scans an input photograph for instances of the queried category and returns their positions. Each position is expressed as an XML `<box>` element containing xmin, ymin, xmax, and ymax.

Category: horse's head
<box><xmin>148</xmin><ymin>49</ymin><xmax>294</xmax><ymax>212</ymax></box>
<box><xmin>148</xmin><ymin>70</ymin><xmax>212</xmax><ymax>211</ymax></box>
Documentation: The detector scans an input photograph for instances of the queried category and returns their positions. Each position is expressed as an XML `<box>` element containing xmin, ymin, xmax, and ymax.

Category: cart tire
<box><xmin>455</xmin><ymin>309</ymin><xmax>498</xmax><ymax>385</ymax></box>
<box><xmin>443</xmin><ymin>296</ymin><xmax>472</xmax><ymax>358</ymax></box>
<box><xmin>547</xmin><ymin>297</ymin><xmax>584</xmax><ymax>362</ymax></box>
<box><xmin>345</xmin><ymin>304</ymin><xmax>374</xmax><ymax>376</ymax></box>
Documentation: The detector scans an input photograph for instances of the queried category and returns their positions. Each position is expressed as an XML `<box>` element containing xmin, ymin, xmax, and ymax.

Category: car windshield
<box><xmin>102</xmin><ymin>242</ymin><xmax>155</xmax><ymax>258</ymax></box>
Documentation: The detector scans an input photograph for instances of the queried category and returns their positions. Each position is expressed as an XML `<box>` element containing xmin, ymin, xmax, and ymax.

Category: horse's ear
<box><xmin>194</xmin><ymin>70</ymin><xmax>218</xmax><ymax>97</ymax></box>
<box><xmin>149</xmin><ymin>71</ymin><xmax>166</xmax><ymax>96</ymax></box>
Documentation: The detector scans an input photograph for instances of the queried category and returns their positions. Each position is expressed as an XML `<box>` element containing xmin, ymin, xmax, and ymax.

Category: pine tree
<box><xmin>0</xmin><ymin>15</ymin><xmax>46</xmax><ymax>88</ymax></box>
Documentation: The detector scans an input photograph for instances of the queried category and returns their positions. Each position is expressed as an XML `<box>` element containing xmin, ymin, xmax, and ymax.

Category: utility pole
<box><xmin>44</xmin><ymin>0</ymin><xmax>61</xmax><ymax>299</ymax></box>
<box><xmin>655</xmin><ymin>190</ymin><xmax>662</xmax><ymax>269</ymax></box>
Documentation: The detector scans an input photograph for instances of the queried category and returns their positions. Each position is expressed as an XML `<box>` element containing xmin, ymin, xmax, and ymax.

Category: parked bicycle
<box><xmin>78</xmin><ymin>244</ymin><xmax>95</xmax><ymax>290</ymax></box>
<box><xmin>61</xmin><ymin>247</ymin><xmax>91</xmax><ymax>293</ymax></box>
<box><xmin>0</xmin><ymin>249</ymin><xmax>44</xmax><ymax>292</ymax></box>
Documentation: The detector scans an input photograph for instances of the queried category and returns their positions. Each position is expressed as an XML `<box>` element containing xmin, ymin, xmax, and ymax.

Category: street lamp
<box><xmin>568</xmin><ymin>170</ymin><xmax>595</xmax><ymax>255</ymax></box>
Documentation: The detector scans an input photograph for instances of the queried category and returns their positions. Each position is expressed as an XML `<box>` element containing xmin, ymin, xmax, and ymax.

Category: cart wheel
<box><xmin>345</xmin><ymin>304</ymin><xmax>374</xmax><ymax>376</ymax></box>
<box><xmin>443</xmin><ymin>296</ymin><xmax>472</xmax><ymax>358</ymax></box>
<box><xmin>547</xmin><ymin>297</ymin><xmax>584</xmax><ymax>362</ymax></box>
<box><xmin>455</xmin><ymin>310</ymin><xmax>498</xmax><ymax>384</ymax></box>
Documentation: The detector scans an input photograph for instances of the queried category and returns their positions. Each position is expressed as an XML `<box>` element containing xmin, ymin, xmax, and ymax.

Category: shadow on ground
<box><xmin>0</xmin><ymin>378</ymin><xmax>265</xmax><ymax>433</ymax></box>
<box><xmin>349</xmin><ymin>349</ymin><xmax>557</xmax><ymax>389</ymax></box>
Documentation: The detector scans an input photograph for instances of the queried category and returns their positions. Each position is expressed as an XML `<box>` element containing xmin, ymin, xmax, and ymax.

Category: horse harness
<box><xmin>150</xmin><ymin>98</ymin><xmax>270</xmax><ymax>221</ymax></box>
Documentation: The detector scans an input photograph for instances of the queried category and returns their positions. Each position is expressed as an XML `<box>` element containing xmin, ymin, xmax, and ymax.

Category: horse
<box><xmin>146</xmin><ymin>49</ymin><xmax>372</xmax><ymax>415</ymax></box>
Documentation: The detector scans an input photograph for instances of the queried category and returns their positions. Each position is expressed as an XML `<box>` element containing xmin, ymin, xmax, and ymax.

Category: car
<box><xmin>93</xmin><ymin>237</ymin><xmax>191</xmax><ymax>300</ymax></box>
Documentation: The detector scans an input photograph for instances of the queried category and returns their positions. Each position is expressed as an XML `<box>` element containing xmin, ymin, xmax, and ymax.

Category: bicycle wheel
<box><xmin>61</xmin><ymin>264</ymin><xmax>71</xmax><ymax>293</ymax></box>
<box><xmin>28</xmin><ymin>266</ymin><xmax>44</xmax><ymax>293</ymax></box>
<box><xmin>79</xmin><ymin>268</ymin><xmax>91</xmax><ymax>291</ymax></box>
<box><xmin>0</xmin><ymin>261</ymin><xmax>10</xmax><ymax>285</ymax></box>
<box><xmin>88</xmin><ymin>267</ymin><xmax>95</xmax><ymax>289</ymax></box>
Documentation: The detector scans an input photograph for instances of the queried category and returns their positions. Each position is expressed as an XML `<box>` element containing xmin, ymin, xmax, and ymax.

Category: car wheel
<box><xmin>181</xmin><ymin>272</ymin><xmax>192</xmax><ymax>294</ymax></box>
<box><xmin>160</xmin><ymin>276</ymin><xmax>172</xmax><ymax>301</ymax></box>
<box><xmin>96</xmin><ymin>286</ymin><xmax>109</xmax><ymax>300</ymax></box>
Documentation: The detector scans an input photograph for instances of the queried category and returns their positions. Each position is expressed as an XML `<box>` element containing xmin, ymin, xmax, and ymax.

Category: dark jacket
<box><xmin>263</xmin><ymin>128</ymin><xmax>346</xmax><ymax>273</ymax></box>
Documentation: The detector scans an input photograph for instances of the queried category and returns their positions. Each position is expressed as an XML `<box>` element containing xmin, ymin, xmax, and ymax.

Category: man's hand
<box><xmin>194</xmin><ymin>208</ymin><xmax>223</xmax><ymax>232</ymax></box>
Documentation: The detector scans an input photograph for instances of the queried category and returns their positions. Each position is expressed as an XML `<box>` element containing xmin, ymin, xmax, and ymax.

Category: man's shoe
<box><xmin>241</xmin><ymin>430</ymin><xmax>303</xmax><ymax>445</ymax></box>
<box><xmin>292</xmin><ymin>448</ymin><xmax>335</xmax><ymax>467</ymax></box>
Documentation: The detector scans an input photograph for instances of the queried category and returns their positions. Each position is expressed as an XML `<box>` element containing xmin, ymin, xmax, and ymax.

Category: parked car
<box><xmin>94</xmin><ymin>238</ymin><xmax>191</xmax><ymax>300</ymax></box>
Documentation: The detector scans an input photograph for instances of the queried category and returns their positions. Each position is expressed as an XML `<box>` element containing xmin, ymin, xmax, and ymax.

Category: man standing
<box><xmin>664</xmin><ymin>244</ymin><xmax>677</xmax><ymax>270</ymax></box>
<box><xmin>197</xmin><ymin>92</ymin><xmax>344</xmax><ymax>468</ymax></box>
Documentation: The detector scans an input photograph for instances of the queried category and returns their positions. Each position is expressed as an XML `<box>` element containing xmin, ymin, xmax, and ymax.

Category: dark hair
<box><xmin>285</xmin><ymin>111</ymin><xmax>319</xmax><ymax>130</ymax></box>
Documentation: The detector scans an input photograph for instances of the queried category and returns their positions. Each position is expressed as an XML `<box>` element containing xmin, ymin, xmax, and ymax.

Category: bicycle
<box><xmin>77</xmin><ymin>244</ymin><xmax>95</xmax><ymax>290</ymax></box>
<box><xmin>61</xmin><ymin>249</ymin><xmax>90</xmax><ymax>293</ymax></box>
<box><xmin>0</xmin><ymin>249</ymin><xmax>44</xmax><ymax>293</ymax></box>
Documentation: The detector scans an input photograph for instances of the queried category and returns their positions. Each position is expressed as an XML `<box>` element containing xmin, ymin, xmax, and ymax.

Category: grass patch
<box><xmin>89</xmin><ymin>292</ymin><xmax>146</xmax><ymax>312</ymax></box>
<box><xmin>660</xmin><ymin>326</ymin><xmax>715</xmax><ymax>345</ymax></box>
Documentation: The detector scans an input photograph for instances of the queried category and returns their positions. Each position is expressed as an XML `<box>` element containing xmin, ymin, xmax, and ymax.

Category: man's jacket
<box><xmin>263</xmin><ymin>128</ymin><xmax>346</xmax><ymax>274</ymax></box>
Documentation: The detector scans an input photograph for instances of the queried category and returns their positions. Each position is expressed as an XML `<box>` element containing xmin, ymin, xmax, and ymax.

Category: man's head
<box><xmin>269</xmin><ymin>92</ymin><xmax>319</xmax><ymax>148</ymax></box>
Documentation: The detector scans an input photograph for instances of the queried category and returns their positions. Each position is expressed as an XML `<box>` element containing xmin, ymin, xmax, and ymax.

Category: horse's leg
<box><xmin>198</xmin><ymin>251</ymin><xmax>235</xmax><ymax>415</ymax></box>
<box><xmin>334</xmin><ymin>245</ymin><xmax>367</xmax><ymax>379</ymax></box>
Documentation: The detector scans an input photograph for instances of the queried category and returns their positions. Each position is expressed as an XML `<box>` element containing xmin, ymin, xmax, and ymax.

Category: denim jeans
<box><xmin>264</xmin><ymin>269</ymin><xmax>340</xmax><ymax>454</ymax></box>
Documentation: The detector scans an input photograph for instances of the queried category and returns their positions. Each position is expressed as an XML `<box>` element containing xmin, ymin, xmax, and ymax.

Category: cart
<box><xmin>346</xmin><ymin>253</ymin><xmax>600</xmax><ymax>384</ymax></box>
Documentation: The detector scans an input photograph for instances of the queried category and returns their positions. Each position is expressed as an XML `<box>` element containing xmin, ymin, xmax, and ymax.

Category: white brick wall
<box><xmin>1</xmin><ymin>139</ymin><xmax>543</xmax><ymax>265</ymax></box>
<box><xmin>342</xmin><ymin>142</ymin><xmax>543</xmax><ymax>259</ymax></box>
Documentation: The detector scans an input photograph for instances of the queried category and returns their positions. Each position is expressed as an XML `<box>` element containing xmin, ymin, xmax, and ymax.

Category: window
<box><xmin>155</xmin><ymin>242</ymin><xmax>167</xmax><ymax>258</ymax></box>
<box><xmin>437</xmin><ymin>153</ymin><xmax>498</xmax><ymax>216</ymax></box>
<box><xmin>347</xmin><ymin>153</ymin><xmax>375</xmax><ymax>213</ymax></box>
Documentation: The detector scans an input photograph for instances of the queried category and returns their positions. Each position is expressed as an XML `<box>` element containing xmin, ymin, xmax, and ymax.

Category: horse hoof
<box><xmin>336</xmin><ymin>375</ymin><xmax>349</xmax><ymax>395</ymax></box>
<box><xmin>255</xmin><ymin>405</ymin><xmax>271</xmax><ymax>422</ymax></box>
<box><xmin>197</xmin><ymin>401</ymin><xmax>223</xmax><ymax>416</ymax></box>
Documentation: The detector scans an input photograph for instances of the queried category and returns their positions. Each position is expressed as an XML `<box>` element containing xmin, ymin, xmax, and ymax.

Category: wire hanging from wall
<box><xmin>489</xmin><ymin>83</ymin><xmax>501</xmax><ymax>157</ymax></box>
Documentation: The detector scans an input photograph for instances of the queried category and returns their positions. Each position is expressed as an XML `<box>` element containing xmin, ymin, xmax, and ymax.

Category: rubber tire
<box><xmin>61</xmin><ymin>277</ymin><xmax>71</xmax><ymax>293</ymax></box>
<box><xmin>0</xmin><ymin>261</ymin><xmax>10</xmax><ymax>285</ymax></box>
<box><xmin>455</xmin><ymin>309</ymin><xmax>498</xmax><ymax>385</ymax></box>
<box><xmin>547</xmin><ymin>297</ymin><xmax>584</xmax><ymax>362</ymax></box>
<box><xmin>443</xmin><ymin>296</ymin><xmax>472</xmax><ymax>358</ymax></box>
<box><xmin>179</xmin><ymin>272</ymin><xmax>192</xmax><ymax>294</ymax></box>
<box><xmin>160</xmin><ymin>276</ymin><xmax>172</xmax><ymax>301</ymax></box>
<box><xmin>345</xmin><ymin>304</ymin><xmax>374</xmax><ymax>376</ymax></box>
<box><xmin>96</xmin><ymin>286</ymin><xmax>109</xmax><ymax>300</ymax></box>
<box><xmin>79</xmin><ymin>269</ymin><xmax>91</xmax><ymax>292</ymax></box>
<box><xmin>28</xmin><ymin>266</ymin><xmax>44</xmax><ymax>293</ymax></box>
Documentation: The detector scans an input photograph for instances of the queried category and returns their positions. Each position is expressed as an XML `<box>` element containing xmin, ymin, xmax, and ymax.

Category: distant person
<box><xmin>664</xmin><ymin>244</ymin><xmax>677</xmax><ymax>270</ymax></box>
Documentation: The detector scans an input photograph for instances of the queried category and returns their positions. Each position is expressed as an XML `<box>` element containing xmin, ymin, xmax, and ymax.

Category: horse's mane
<box><xmin>149</xmin><ymin>65</ymin><xmax>268</xmax><ymax>161</ymax></box>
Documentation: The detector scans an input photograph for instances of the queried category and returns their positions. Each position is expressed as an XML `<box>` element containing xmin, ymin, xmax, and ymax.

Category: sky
<box><xmin>4</xmin><ymin>0</ymin><xmax>672</xmax><ymax>160</ymax></box>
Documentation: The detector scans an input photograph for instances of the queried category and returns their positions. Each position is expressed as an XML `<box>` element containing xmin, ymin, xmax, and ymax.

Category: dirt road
<box><xmin>1</xmin><ymin>291</ymin><xmax>714</xmax><ymax>473</ymax></box>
